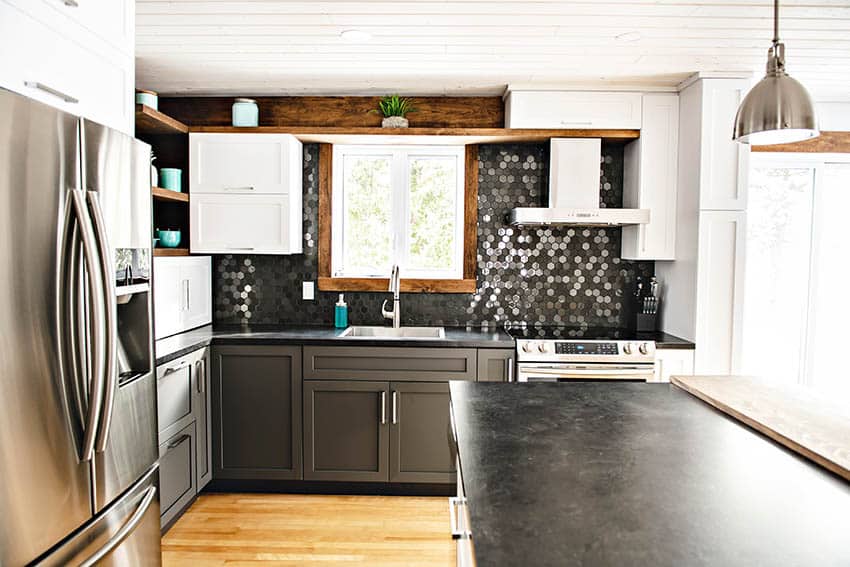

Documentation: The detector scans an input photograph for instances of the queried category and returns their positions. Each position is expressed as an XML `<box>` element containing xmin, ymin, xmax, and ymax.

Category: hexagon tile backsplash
<box><xmin>215</xmin><ymin>143</ymin><xmax>653</xmax><ymax>328</ymax></box>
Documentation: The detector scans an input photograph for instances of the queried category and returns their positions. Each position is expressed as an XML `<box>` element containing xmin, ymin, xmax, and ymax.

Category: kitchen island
<box><xmin>448</xmin><ymin>382</ymin><xmax>850</xmax><ymax>566</ymax></box>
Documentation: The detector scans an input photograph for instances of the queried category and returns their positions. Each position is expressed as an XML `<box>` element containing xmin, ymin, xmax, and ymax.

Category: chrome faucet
<box><xmin>381</xmin><ymin>264</ymin><xmax>401</xmax><ymax>328</ymax></box>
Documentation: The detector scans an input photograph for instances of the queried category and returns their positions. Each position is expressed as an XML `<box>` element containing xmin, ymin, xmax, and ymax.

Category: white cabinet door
<box><xmin>652</xmin><ymin>349</ymin><xmax>695</xmax><ymax>383</ymax></box>
<box><xmin>622</xmin><ymin>94</ymin><xmax>679</xmax><ymax>260</ymax></box>
<box><xmin>183</xmin><ymin>257</ymin><xmax>212</xmax><ymax>332</ymax></box>
<box><xmin>505</xmin><ymin>91</ymin><xmax>642</xmax><ymax>129</ymax></box>
<box><xmin>694</xmin><ymin>210</ymin><xmax>747</xmax><ymax>375</ymax></box>
<box><xmin>47</xmin><ymin>0</ymin><xmax>134</xmax><ymax>55</ymax></box>
<box><xmin>153</xmin><ymin>258</ymin><xmax>184</xmax><ymax>340</ymax></box>
<box><xmin>154</xmin><ymin>257</ymin><xmax>212</xmax><ymax>340</ymax></box>
<box><xmin>191</xmin><ymin>194</ymin><xmax>301</xmax><ymax>254</ymax></box>
<box><xmin>189</xmin><ymin>133</ymin><xmax>303</xmax><ymax>195</ymax></box>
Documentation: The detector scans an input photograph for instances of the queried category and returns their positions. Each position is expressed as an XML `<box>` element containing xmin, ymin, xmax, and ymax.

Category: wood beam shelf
<box><xmin>152</xmin><ymin>186</ymin><xmax>189</xmax><ymax>203</ymax></box>
<box><xmin>188</xmin><ymin>126</ymin><xmax>640</xmax><ymax>145</ymax></box>
<box><xmin>136</xmin><ymin>104</ymin><xmax>189</xmax><ymax>135</ymax></box>
<box><xmin>153</xmin><ymin>248</ymin><xmax>190</xmax><ymax>257</ymax></box>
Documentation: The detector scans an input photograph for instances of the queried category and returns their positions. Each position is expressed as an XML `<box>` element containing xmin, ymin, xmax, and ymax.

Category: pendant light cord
<box><xmin>773</xmin><ymin>0</ymin><xmax>780</xmax><ymax>45</ymax></box>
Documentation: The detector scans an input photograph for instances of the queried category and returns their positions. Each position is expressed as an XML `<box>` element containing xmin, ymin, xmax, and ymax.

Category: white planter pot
<box><xmin>382</xmin><ymin>116</ymin><xmax>409</xmax><ymax>128</ymax></box>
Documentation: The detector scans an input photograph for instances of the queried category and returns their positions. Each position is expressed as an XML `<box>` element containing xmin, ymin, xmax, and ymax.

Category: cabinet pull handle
<box><xmin>196</xmin><ymin>359</ymin><xmax>205</xmax><ymax>393</ymax></box>
<box><xmin>223</xmin><ymin>186</ymin><xmax>255</xmax><ymax>192</ymax></box>
<box><xmin>167</xmin><ymin>434</ymin><xmax>190</xmax><ymax>450</ymax></box>
<box><xmin>226</xmin><ymin>247</ymin><xmax>255</xmax><ymax>251</ymax></box>
<box><xmin>380</xmin><ymin>391</ymin><xmax>387</xmax><ymax>425</ymax></box>
<box><xmin>391</xmin><ymin>391</ymin><xmax>398</xmax><ymax>424</ymax></box>
<box><xmin>24</xmin><ymin>81</ymin><xmax>78</xmax><ymax>103</ymax></box>
<box><xmin>559</xmin><ymin>120</ymin><xmax>593</xmax><ymax>126</ymax></box>
<box><xmin>61</xmin><ymin>0</ymin><xmax>79</xmax><ymax>6</ymax></box>
<box><xmin>162</xmin><ymin>359</ymin><xmax>189</xmax><ymax>376</ymax></box>
<box><xmin>506</xmin><ymin>358</ymin><xmax>514</xmax><ymax>382</ymax></box>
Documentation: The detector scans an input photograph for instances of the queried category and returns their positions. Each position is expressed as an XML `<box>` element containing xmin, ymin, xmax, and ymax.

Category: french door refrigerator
<box><xmin>0</xmin><ymin>88</ymin><xmax>161</xmax><ymax>565</ymax></box>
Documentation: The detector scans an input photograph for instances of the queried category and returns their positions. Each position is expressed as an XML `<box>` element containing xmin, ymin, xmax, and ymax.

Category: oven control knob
<box><xmin>623</xmin><ymin>342</ymin><xmax>633</xmax><ymax>355</ymax></box>
<box><xmin>639</xmin><ymin>342</ymin><xmax>649</xmax><ymax>355</ymax></box>
<box><xmin>522</xmin><ymin>342</ymin><xmax>533</xmax><ymax>353</ymax></box>
<box><xmin>537</xmin><ymin>342</ymin><xmax>548</xmax><ymax>353</ymax></box>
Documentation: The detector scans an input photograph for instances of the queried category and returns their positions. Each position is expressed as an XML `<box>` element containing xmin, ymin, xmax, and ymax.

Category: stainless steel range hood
<box><xmin>510</xmin><ymin>138</ymin><xmax>649</xmax><ymax>227</ymax></box>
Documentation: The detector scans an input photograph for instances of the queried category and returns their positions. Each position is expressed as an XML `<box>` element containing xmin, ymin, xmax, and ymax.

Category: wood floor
<box><xmin>161</xmin><ymin>493</ymin><xmax>455</xmax><ymax>567</ymax></box>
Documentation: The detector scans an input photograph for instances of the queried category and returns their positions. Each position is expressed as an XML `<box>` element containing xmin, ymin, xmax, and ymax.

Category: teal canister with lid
<box><xmin>334</xmin><ymin>294</ymin><xmax>348</xmax><ymax>328</ymax></box>
<box><xmin>232</xmin><ymin>98</ymin><xmax>259</xmax><ymax>127</ymax></box>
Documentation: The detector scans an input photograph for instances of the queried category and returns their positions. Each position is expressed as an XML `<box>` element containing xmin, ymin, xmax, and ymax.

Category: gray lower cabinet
<box><xmin>303</xmin><ymin>380</ymin><xmax>389</xmax><ymax>482</ymax></box>
<box><xmin>211</xmin><ymin>345</ymin><xmax>303</xmax><ymax>480</ymax></box>
<box><xmin>390</xmin><ymin>382</ymin><xmax>455</xmax><ymax>483</ymax></box>
<box><xmin>477</xmin><ymin>349</ymin><xmax>515</xmax><ymax>382</ymax></box>
<box><xmin>158</xmin><ymin>422</ymin><xmax>196</xmax><ymax>529</ymax></box>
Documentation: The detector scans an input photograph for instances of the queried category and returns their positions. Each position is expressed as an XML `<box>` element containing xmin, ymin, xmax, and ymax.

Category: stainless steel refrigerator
<box><xmin>0</xmin><ymin>88</ymin><xmax>161</xmax><ymax>565</ymax></box>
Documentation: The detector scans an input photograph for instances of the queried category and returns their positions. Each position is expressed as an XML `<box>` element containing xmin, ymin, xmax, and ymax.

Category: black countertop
<box><xmin>449</xmin><ymin>382</ymin><xmax>850</xmax><ymax>567</ymax></box>
<box><xmin>155</xmin><ymin>324</ymin><xmax>514</xmax><ymax>365</ymax></box>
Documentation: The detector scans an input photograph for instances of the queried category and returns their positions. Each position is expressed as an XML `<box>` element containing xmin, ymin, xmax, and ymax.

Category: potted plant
<box><xmin>373</xmin><ymin>94</ymin><xmax>416</xmax><ymax>128</ymax></box>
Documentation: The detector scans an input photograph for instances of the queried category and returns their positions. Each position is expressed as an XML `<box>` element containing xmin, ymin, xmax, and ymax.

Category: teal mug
<box><xmin>156</xmin><ymin>229</ymin><xmax>181</xmax><ymax>248</ymax></box>
<box><xmin>159</xmin><ymin>168</ymin><xmax>182</xmax><ymax>192</ymax></box>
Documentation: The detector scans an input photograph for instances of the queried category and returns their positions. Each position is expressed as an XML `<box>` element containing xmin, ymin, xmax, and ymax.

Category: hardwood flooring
<box><xmin>161</xmin><ymin>493</ymin><xmax>455</xmax><ymax>567</ymax></box>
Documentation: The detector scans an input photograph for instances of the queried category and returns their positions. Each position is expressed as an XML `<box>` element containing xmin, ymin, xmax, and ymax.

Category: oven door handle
<box><xmin>519</xmin><ymin>365</ymin><xmax>653</xmax><ymax>380</ymax></box>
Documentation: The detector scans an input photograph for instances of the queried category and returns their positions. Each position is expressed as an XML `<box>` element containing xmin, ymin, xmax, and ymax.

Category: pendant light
<box><xmin>733</xmin><ymin>0</ymin><xmax>819</xmax><ymax>145</ymax></box>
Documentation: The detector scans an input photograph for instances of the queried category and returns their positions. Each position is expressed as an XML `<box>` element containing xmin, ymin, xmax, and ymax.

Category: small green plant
<box><xmin>372</xmin><ymin>94</ymin><xmax>417</xmax><ymax>118</ymax></box>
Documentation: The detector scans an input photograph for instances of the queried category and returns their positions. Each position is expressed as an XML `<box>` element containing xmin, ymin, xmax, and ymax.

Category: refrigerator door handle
<box><xmin>78</xmin><ymin>485</ymin><xmax>157</xmax><ymax>567</ymax></box>
<box><xmin>67</xmin><ymin>190</ymin><xmax>106</xmax><ymax>462</ymax></box>
<box><xmin>87</xmin><ymin>191</ymin><xmax>118</xmax><ymax>453</ymax></box>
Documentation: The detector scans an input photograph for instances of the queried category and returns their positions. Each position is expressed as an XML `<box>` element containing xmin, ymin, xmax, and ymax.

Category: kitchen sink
<box><xmin>340</xmin><ymin>326</ymin><xmax>446</xmax><ymax>339</ymax></box>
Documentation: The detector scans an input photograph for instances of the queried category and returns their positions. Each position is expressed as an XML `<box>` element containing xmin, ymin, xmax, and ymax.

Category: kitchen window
<box><xmin>741</xmin><ymin>154</ymin><xmax>850</xmax><ymax>402</ymax></box>
<box><xmin>318</xmin><ymin>144</ymin><xmax>477</xmax><ymax>293</ymax></box>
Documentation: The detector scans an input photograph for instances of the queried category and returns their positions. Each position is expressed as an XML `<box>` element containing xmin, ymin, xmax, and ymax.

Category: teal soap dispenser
<box><xmin>334</xmin><ymin>294</ymin><xmax>348</xmax><ymax>328</ymax></box>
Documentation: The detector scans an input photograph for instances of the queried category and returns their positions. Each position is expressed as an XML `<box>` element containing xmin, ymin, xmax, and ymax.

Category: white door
<box><xmin>183</xmin><ymin>257</ymin><xmax>212</xmax><ymax>331</ymax></box>
<box><xmin>191</xmin><ymin>193</ymin><xmax>292</xmax><ymax>254</ymax></box>
<box><xmin>153</xmin><ymin>258</ymin><xmax>184</xmax><ymax>340</ymax></box>
<box><xmin>189</xmin><ymin>133</ymin><xmax>302</xmax><ymax>194</ymax></box>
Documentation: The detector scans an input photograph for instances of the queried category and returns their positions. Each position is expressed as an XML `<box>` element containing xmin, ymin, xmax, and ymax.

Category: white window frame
<box><xmin>331</xmin><ymin>144</ymin><xmax>466</xmax><ymax>280</ymax></box>
<box><xmin>745</xmin><ymin>152</ymin><xmax>850</xmax><ymax>390</ymax></box>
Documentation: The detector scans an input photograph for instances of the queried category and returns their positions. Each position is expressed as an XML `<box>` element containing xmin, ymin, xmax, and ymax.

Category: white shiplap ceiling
<box><xmin>136</xmin><ymin>0</ymin><xmax>850</xmax><ymax>99</ymax></box>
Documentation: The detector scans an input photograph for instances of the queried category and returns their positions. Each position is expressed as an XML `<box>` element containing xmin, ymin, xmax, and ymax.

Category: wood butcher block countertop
<box><xmin>672</xmin><ymin>375</ymin><xmax>850</xmax><ymax>482</ymax></box>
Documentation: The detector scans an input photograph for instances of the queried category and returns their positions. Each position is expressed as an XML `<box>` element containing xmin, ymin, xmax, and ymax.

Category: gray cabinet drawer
<box><xmin>159</xmin><ymin>422</ymin><xmax>196</xmax><ymax>529</ymax></box>
<box><xmin>156</xmin><ymin>349</ymin><xmax>205</xmax><ymax>440</ymax></box>
<box><xmin>303</xmin><ymin>346</ymin><xmax>477</xmax><ymax>382</ymax></box>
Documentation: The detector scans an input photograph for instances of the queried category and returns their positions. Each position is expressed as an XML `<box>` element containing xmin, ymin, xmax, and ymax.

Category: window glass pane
<box><xmin>806</xmin><ymin>164</ymin><xmax>850</xmax><ymax>401</ymax></box>
<box><xmin>407</xmin><ymin>156</ymin><xmax>458</xmax><ymax>274</ymax></box>
<box><xmin>342</xmin><ymin>155</ymin><xmax>392</xmax><ymax>276</ymax></box>
<box><xmin>741</xmin><ymin>166</ymin><xmax>814</xmax><ymax>384</ymax></box>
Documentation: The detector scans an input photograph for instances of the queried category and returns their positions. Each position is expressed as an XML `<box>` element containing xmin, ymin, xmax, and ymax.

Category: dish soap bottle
<box><xmin>334</xmin><ymin>294</ymin><xmax>348</xmax><ymax>328</ymax></box>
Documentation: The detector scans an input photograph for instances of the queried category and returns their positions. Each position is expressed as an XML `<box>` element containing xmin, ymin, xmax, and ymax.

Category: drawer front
<box><xmin>156</xmin><ymin>349</ymin><xmax>205</xmax><ymax>438</ymax></box>
<box><xmin>190</xmin><ymin>193</ymin><xmax>293</xmax><ymax>254</ymax></box>
<box><xmin>506</xmin><ymin>91</ymin><xmax>642</xmax><ymax>129</ymax></box>
<box><xmin>158</xmin><ymin>422</ymin><xmax>196</xmax><ymax>528</ymax></box>
<box><xmin>303</xmin><ymin>346</ymin><xmax>477</xmax><ymax>382</ymax></box>
<box><xmin>189</xmin><ymin>133</ymin><xmax>301</xmax><ymax>195</ymax></box>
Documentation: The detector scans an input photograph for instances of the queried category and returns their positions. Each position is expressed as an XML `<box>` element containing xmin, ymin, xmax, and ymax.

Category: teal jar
<box><xmin>135</xmin><ymin>89</ymin><xmax>158</xmax><ymax>110</ymax></box>
<box><xmin>232</xmin><ymin>98</ymin><xmax>259</xmax><ymax>127</ymax></box>
<box><xmin>334</xmin><ymin>294</ymin><xmax>348</xmax><ymax>328</ymax></box>
<box><xmin>159</xmin><ymin>168</ymin><xmax>182</xmax><ymax>192</ymax></box>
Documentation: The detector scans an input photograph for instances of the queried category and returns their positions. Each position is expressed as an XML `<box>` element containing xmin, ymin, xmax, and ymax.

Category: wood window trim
<box><xmin>317</xmin><ymin>143</ymin><xmax>477</xmax><ymax>293</ymax></box>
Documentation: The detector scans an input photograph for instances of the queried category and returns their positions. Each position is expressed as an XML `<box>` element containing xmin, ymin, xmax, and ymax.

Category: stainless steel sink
<box><xmin>340</xmin><ymin>326</ymin><xmax>446</xmax><ymax>339</ymax></box>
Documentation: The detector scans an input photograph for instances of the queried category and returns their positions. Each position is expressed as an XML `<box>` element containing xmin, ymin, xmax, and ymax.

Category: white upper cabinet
<box><xmin>622</xmin><ymin>94</ymin><xmax>680</xmax><ymax>260</ymax></box>
<box><xmin>190</xmin><ymin>133</ymin><xmax>303</xmax><ymax>195</ymax></box>
<box><xmin>0</xmin><ymin>0</ymin><xmax>134</xmax><ymax>135</ymax></box>
<box><xmin>505</xmin><ymin>90</ymin><xmax>642</xmax><ymax>130</ymax></box>
<box><xmin>154</xmin><ymin>256</ymin><xmax>212</xmax><ymax>340</ymax></box>
<box><xmin>189</xmin><ymin>133</ymin><xmax>304</xmax><ymax>255</ymax></box>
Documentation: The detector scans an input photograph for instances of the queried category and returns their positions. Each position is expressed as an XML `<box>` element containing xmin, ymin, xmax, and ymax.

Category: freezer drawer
<box><xmin>159</xmin><ymin>422</ymin><xmax>197</xmax><ymax>529</ymax></box>
<box><xmin>35</xmin><ymin>465</ymin><xmax>161</xmax><ymax>567</ymax></box>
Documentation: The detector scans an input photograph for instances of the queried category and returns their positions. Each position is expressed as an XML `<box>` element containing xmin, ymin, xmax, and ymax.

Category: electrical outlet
<box><xmin>302</xmin><ymin>281</ymin><xmax>315</xmax><ymax>300</ymax></box>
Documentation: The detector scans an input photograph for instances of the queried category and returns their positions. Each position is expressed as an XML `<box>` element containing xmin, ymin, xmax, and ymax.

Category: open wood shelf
<box><xmin>152</xmin><ymin>186</ymin><xmax>189</xmax><ymax>203</ymax></box>
<box><xmin>136</xmin><ymin>104</ymin><xmax>189</xmax><ymax>135</ymax></box>
<box><xmin>153</xmin><ymin>248</ymin><xmax>190</xmax><ymax>257</ymax></box>
<box><xmin>188</xmin><ymin>126</ymin><xmax>640</xmax><ymax>145</ymax></box>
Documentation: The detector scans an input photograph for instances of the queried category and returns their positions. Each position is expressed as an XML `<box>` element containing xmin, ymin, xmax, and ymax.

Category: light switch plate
<box><xmin>302</xmin><ymin>281</ymin><xmax>315</xmax><ymax>300</ymax></box>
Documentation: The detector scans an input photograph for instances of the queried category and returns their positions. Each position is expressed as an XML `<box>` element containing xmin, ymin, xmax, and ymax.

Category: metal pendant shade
<box><xmin>733</xmin><ymin>0</ymin><xmax>819</xmax><ymax>145</ymax></box>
